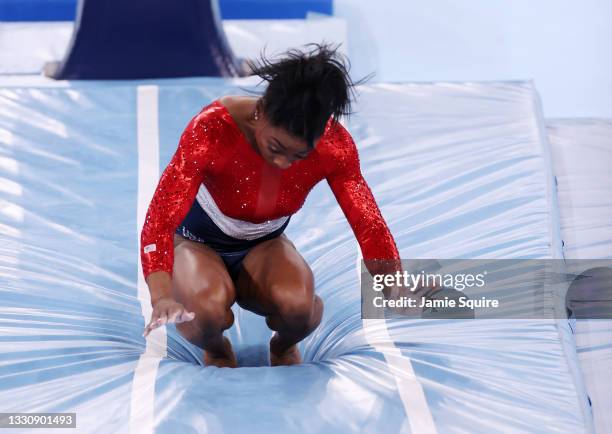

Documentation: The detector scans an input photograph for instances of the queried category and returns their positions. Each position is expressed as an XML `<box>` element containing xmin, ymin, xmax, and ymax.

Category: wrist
<box><xmin>145</xmin><ymin>270</ymin><xmax>173</xmax><ymax>306</ymax></box>
<box><xmin>151</xmin><ymin>295</ymin><xmax>172</xmax><ymax>307</ymax></box>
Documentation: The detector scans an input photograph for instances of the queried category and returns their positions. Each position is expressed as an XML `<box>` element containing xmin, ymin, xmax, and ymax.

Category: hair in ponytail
<box><xmin>246</xmin><ymin>42</ymin><xmax>369</xmax><ymax>148</ymax></box>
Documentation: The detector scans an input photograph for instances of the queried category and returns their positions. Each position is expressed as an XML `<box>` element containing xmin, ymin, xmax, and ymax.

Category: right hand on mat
<box><xmin>143</xmin><ymin>297</ymin><xmax>195</xmax><ymax>337</ymax></box>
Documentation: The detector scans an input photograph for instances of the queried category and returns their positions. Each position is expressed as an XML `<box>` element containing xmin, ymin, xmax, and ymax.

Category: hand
<box><xmin>143</xmin><ymin>297</ymin><xmax>196</xmax><ymax>337</ymax></box>
<box><xmin>413</xmin><ymin>277</ymin><xmax>442</xmax><ymax>297</ymax></box>
<box><xmin>385</xmin><ymin>279</ymin><xmax>443</xmax><ymax>318</ymax></box>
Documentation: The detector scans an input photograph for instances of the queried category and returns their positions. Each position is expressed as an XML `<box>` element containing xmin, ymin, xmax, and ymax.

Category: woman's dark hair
<box><xmin>245</xmin><ymin>42</ymin><xmax>369</xmax><ymax>149</ymax></box>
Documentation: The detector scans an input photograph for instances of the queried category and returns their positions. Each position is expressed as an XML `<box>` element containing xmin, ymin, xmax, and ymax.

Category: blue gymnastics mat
<box><xmin>0</xmin><ymin>77</ymin><xmax>593</xmax><ymax>433</ymax></box>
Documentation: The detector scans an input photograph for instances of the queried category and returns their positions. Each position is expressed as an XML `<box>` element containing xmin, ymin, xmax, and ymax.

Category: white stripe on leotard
<box><xmin>196</xmin><ymin>182</ymin><xmax>289</xmax><ymax>240</ymax></box>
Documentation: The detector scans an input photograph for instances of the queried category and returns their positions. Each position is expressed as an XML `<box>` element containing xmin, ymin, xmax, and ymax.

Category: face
<box><xmin>253</xmin><ymin>112</ymin><xmax>319</xmax><ymax>169</ymax></box>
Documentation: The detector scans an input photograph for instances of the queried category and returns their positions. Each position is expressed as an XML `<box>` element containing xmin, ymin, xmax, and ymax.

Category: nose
<box><xmin>273</xmin><ymin>157</ymin><xmax>292</xmax><ymax>169</ymax></box>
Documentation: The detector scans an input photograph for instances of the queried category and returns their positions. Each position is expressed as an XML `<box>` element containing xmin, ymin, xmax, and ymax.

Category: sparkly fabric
<box><xmin>141</xmin><ymin>100</ymin><xmax>401</xmax><ymax>279</ymax></box>
<box><xmin>195</xmin><ymin>181</ymin><xmax>290</xmax><ymax>240</ymax></box>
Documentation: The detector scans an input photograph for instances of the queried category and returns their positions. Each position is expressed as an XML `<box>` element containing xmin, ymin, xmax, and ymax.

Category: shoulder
<box><xmin>190</xmin><ymin>100</ymin><xmax>230</xmax><ymax>129</ymax></box>
<box><xmin>179</xmin><ymin>99</ymin><xmax>237</xmax><ymax>142</ymax></box>
<box><xmin>318</xmin><ymin>119</ymin><xmax>357</xmax><ymax>151</ymax></box>
<box><xmin>317</xmin><ymin>119</ymin><xmax>360</xmax><ymax>172</ymax></box>
<box><xmin>174</xmin><ymin>100</ymin><xmax>237</xmax><ymax>161</ymax></box>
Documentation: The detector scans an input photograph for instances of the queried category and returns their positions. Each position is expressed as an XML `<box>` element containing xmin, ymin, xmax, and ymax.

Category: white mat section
<box><xmin>548</xmin><ymin>118</ymin><xmax>612</xmax><ymax>434</ymax></box>
<box><xmin>548</xmin><ymin>119</ymin><xmax>612</xmax><ymax>259</ymax></box>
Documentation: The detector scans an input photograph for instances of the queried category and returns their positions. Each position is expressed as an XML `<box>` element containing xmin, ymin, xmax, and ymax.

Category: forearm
<box><xmin>145</xmin><ymin>270</ymin><xmax>173</xmax><ymax>305</ymax></box>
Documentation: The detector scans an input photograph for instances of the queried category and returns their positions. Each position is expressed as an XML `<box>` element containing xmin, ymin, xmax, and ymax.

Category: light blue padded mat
<box><xmin>0</xmin><ymin>78</ymin><xmax>593</xmax><ymax>433</ymax></box>
<box><xmin>548</xmin><ymin>118</ymin><xmax>612</xmax><ymax>433</ymax></box>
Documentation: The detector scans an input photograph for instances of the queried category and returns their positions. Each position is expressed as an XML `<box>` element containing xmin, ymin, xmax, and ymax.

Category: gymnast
<box><xmin>141</xmin><ymin>43</ymin><xmax>401</xmax><ymax>367</ymax></box>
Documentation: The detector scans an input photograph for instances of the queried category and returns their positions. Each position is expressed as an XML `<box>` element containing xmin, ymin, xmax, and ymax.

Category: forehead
<box><xmin>266</xmin><ymin>123</ymin><xmax>311</xmax><ymax>150</ymax></box>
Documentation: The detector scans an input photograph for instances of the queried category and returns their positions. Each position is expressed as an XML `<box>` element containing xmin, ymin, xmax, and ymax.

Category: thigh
<box><xmin>172</xmin><ymin>234</ymin><xmax>236</xmax><ymax>312</ymax></box>
<box><xmin>235</xmin><ymin>233</ymin><xmax>315</xmax><ymax>316</ymax></box>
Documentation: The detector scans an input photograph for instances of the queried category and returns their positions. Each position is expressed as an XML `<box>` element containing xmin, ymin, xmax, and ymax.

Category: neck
<box><xmin>242</xmin><ymin>99</ymin><xmax>261</xmax><ymax>155</ymax></box>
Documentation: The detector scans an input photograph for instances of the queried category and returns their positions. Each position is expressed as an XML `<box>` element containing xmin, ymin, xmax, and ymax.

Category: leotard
<box><xmin>141</xmin><ymin>100</ymin><xmax>401</xmax><ymax>280</ymax></box>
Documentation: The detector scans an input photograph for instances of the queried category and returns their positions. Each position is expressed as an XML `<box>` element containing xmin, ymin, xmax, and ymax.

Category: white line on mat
<box><xmin>357</xmin><ymin>249</ymin><xmax>437</xmax><ymax>434</ymax></box>
<box><xmin>129</xmin><ymin>85</ymin><xmax>167</xmax><ymax>434</ymax></box>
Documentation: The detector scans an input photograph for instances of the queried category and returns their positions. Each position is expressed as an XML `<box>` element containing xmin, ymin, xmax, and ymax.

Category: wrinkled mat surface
<box><xmin>0</xmin><ymin>78</ymin><xmax>592</xmax><ymax>433</ymax></box>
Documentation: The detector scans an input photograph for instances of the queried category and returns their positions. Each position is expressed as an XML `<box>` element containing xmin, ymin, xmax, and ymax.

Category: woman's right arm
<box><xmin>140</xmin><ymin>107</ymin><xmax>219</xmax><ymax>306</ymax></box>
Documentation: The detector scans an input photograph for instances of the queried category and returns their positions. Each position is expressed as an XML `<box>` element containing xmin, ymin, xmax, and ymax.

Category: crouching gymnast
<box><xmin>140</xmin><ymin>43</ymin><xmax>401</xmax><ymax>367</ymax></box>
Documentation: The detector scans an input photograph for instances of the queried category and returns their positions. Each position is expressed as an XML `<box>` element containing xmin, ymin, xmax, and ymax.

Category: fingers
<box><xmin>414</xmin><ymin>281</ymin><xmax>441</xmax><ymax>298</ymax></box>
<box><xmin>142</xmin><ymin>315</ymin><xmax>167</xmax><ymax>337</ymax></box>
<box><xmin>167</xmin><ymin>309</ymin><xmax>181</xmax><ymax>324</ymax></box>
<box><xmin>143</xmin><ymin>306</ymin><xmax>196</xmax><ymax>337</ymax></box>
<box><xmin>168</xmin><ymin>308</ymin><xmax>195</xmax><ymax>324</ymax></box>
<box><xmin>178</xmin><ymin>311</ymin><xmax>196</xmax><ymax>323</ymax></box>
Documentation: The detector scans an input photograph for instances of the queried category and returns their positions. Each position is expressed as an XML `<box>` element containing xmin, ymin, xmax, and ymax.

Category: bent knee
<box><xmin>179</xmin><ymin>284</ymin><xmax>235</xmax><ymax>332</ymax></box>
<box><xmin>177</xmin><ymin>303</ymin><xmax>234</xmax><ymax>342</ymax></box>
<box><xmin>198</xmin><ymin>301</ymin><xmax>234</xmax><ymax>331</ymax></box>
<box><xmin>271</xmin><ymin>284</ymin><xmax>318</xmax><ymax>325</ymax></box>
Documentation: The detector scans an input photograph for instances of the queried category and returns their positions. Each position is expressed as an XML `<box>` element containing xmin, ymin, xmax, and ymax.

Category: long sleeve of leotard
<box><xmin>324</xmin><ymin>122</ymin><xmax>402</xmax><ymax>276</ymax></box>
<box><xmin>140</xmin><ymin>109</ymin><xmax>215</xmax><ymax>280</ymax></box>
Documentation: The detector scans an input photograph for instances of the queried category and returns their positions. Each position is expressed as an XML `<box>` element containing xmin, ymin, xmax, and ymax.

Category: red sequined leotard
<box><xmin>140</xmin><ymin>100</ymin><xmax>400</xmax><ymax>280</ymax></box>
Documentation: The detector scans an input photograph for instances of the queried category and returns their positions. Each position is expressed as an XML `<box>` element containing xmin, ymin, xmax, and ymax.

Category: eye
<box><xmin>297</xmin><ymin>151</ymin><xmax>311</xmax><ymax>160</ymax></box>
<box><xmin>268</xmin><ymin>145</ymin><xmax>281</xmax><ymax>154</ymax></box>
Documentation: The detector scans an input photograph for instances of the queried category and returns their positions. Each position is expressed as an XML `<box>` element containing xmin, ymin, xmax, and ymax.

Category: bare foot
<box><xmin>204</xmin><ymin>336</ymin><xmax>237</xmax><ymax>368</ymax></box>
<box><xmin>269</xmin><ymin>334</ymin><xmax>302</xmax><ymax>366</ymax></box>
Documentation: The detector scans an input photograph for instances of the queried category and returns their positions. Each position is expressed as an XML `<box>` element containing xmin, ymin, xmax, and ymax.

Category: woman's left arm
<box><xmin>324</xmin><ymin>122</ymin><xmax>402</xmax><ymax>277</ymax></box>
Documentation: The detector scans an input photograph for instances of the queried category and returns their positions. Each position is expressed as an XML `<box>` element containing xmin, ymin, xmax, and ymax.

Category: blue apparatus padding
<box><xmin>44</xmin><ymin>0</ymin><xmax>241</xmax><ymax>80</ymax></box>
<box><xmin>0</xmin><ymin>0</ymin><xmax>333</xmax><ymax>21</ymax></box>
<box><xmin>0</xmin><ymin>0</ymin><xmax>77</xmax><ymax>21</ymax></box>
<box><xmin>0</xmin><ymin>78</ymin><xmax>594</xmax><ymax>433</ymax></box>
<box><xmin>218</xmin><ymin>0</ymin><xmax>332</xmax><ymax>19</ymax></box>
